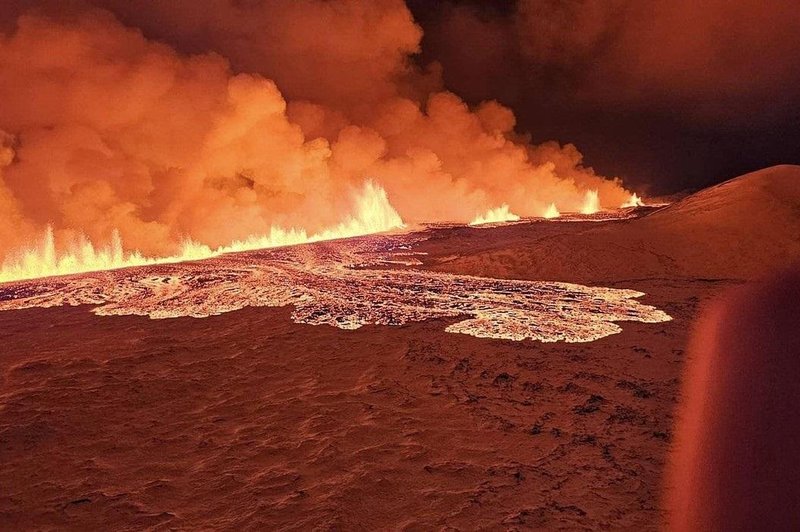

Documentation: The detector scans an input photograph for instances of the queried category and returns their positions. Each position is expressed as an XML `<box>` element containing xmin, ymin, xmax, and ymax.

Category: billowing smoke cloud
<box><xmin>521</xmin><ymin>0</ymin><xmax>800</xmax><ymax>123</ymax></box>
<box><xmin>0</xmin><ymin>1</ymin><xmax>632</xmax><ymax>259</ymax></box>
<box><xmin>430</xmin><ymin>0</ymin><xmax>800</xmax><ymax>125</ymax></box>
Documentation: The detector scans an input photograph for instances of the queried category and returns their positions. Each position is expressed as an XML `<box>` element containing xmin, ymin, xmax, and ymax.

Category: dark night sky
<box><xmin>407</xmin><ymin>0</ymin><xmax>800</xmax><ymax>194</ymax></box>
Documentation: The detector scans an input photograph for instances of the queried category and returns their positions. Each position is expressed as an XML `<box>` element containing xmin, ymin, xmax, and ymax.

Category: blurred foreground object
<box><xmin>666</xmin><ymin>266</ymin><xmax>800</xmax><ymax>530</ymax></box>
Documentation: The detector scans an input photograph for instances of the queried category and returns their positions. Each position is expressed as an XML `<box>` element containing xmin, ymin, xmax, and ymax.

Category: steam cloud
<box><xmin>0</xmin><ymin>1</ymin><xmax>634</xmax><ymax>260</ymax></box>
<box><xmin>429</xmin><ymin>0</ymin><xmax>800</xmax><ymax>125</ymax></box>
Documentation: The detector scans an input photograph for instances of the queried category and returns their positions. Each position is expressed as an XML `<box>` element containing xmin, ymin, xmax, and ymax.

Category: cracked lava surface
<box><xmin>0</xmin><ymin>232</ymin><xmax>671</xmax><ymax>343</ymax></box>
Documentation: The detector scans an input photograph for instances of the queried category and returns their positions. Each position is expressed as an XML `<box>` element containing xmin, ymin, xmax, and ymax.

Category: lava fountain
<box><xmin>580</xmin><ymin>190</ymin><xmax>601</xmax><ymax>215</ymax></box>
<box><xmin>469</xmin><ymin>205</ymin><xmax>521</xmax><ymax>226</ymax></box>
<box><xmin>622</xmin><ymin>193</ymin><xmax>645</xmax><ymax>208</ymax></box>
<box><xmin>0</xmin><ymin>181</ymin><xmax>404</xmax><ymax>283</ymax></box>
<box><xmin>543</xmin><ymin>203</ymin><xmax>561</xmax><ymax>219</ymax></box>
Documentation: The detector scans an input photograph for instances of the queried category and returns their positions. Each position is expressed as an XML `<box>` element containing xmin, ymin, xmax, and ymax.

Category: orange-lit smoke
<box><xmin>434</xmin><ymin>0</ymin><xmax>800</xmax><ymax>126</ymax></box>
<box><xmin>0</xmin><ymin>2</ymin><xmax>637</xmax><ymax>272</ymax></box>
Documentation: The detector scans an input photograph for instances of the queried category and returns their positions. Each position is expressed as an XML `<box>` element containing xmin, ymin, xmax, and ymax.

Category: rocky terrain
<box><xmin>1</xmin><ymin>166</ymin><xmax>798</xmax><ymax>529</ymax></box>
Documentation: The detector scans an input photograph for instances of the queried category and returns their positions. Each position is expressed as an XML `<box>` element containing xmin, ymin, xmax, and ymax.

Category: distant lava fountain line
<box><xmin>0</xmin><ymin>180</ymin><xmax>404</xmax><ymax>283</ymax></box>
<box><xmin>0</xmin><ymin>233</ymin><xmax>672</xmax><ymax>343</ymax></box>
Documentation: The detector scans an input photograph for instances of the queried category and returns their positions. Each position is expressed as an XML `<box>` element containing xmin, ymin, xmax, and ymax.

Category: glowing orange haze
<box><xmin>0</xmin><ymin>2</ymin><xmax>641</xmax><ymax>280</ymax></box>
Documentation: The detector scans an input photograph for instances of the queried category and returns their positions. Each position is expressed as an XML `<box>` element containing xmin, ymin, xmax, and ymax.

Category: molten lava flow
<box><xmin>621</xmin><ymin>193</ymin><xmax>645</xmax><ymax>208</ymax></box>
<box><xmin>0</xmin><ymin>232</ymin><xmax>672</xmax><ymax>343</ymax></box>
<box><xmin>580</xmin><ymin>190</ymin><xmax>601</xmax><ymax>214</ymax></box>
<box><xmin>543</xmin><ymin>203</ymin><xmax>561</xmax><ymax>219</ymax></box>
<box><xmin>469</xmin><ymin>205</ymin><xmax>521</xmax><ymax>226</ymax></box>
<box><xmin>0</xmin><ymin>181</ymin><xmax>404</xmax><ymax>283</ymax></box>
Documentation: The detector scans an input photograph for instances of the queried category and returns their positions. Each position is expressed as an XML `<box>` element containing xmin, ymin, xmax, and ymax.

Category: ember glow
<box><xmin>0</xmin><ymin>231</ymin><xmax>671</xmax><ymax>343</ymax></box>
<box><xmin>469</xmin><ymin>204</ymin><xmax>521</xmax><ymax>226</ymax></box>
<box><xmin>0</xmin><ymin>181</ymin><xmax>404</xmax><ymax>283</ymax></box>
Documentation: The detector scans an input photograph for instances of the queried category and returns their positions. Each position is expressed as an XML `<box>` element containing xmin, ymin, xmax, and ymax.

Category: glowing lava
<box><xmin>0</xmin><ymin>181</ymin><xmax>404</xmax><ymax>283</ymax></box>
<box><xmin>0</xmin><ymin>231</ymin><xmax>672</xmax><ymax>343</ymax></box>
<box><xmin>543</xmin><ymin>203</ymin><xmax>561</xmax><ymax>219</ymax></box>
<box><xmin>622</xmin><ymin>193</ymin><xmax>645</xmax><ymax>208</ymax></box>
<box><xmin>469</xmin><ymin>205</ymin><xmax>521</xmax><ymax>226</ymax></box>
<box><xmin>580</xmin><ymin>190</ymin><xmax>601</xmax><ymax>215</ymax></box>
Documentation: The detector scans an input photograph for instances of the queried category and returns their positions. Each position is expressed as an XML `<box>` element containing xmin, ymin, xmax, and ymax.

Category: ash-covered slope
<box><xmin>425</xmin><ymin>165</ymin><xmax>800</xmax><ymax>282</ymax></box>
<box><xmin>642</xmin><ymin>164</ymin><xmax>800</xmax><ymax>240</ymax></box>
<box><xmin>631</xmin><ymin>164</ymin><xmax>800</xmax><ymax>278</ymax></box>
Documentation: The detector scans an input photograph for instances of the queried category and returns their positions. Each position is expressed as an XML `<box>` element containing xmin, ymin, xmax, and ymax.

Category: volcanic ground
<box><xmin>1</xmin><ymin>166</ymin><xmax>799</xmax><ymax>529</ymax></box>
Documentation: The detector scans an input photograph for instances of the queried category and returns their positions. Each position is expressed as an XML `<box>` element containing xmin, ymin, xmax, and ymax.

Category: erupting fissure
<box><xmin>0</xmin><ymin>6</ymin><xmax>645</xmax><ymax>272</ymax></box>
<box><xmin>0</xmin><ymin>181</ymin><xmax>404</xmax><ymax>283</ymax></box>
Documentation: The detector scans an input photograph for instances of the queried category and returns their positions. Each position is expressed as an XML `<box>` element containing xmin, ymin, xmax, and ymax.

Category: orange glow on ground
<box><xmin>0</xmin><ymin>231</ymin><xmax>672</xmax><ymax>343</ymax></box>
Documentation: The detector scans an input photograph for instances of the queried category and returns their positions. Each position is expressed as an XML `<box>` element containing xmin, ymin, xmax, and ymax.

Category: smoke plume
<box><xmin>0</xmin><ymin>1</ymin><xmax>633</xmax><ymax>261</ymax></box>
<box><xmin>429</xmin><ymin>0</ymin><xmax>800</xmax><ymax>125</ymax></box>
